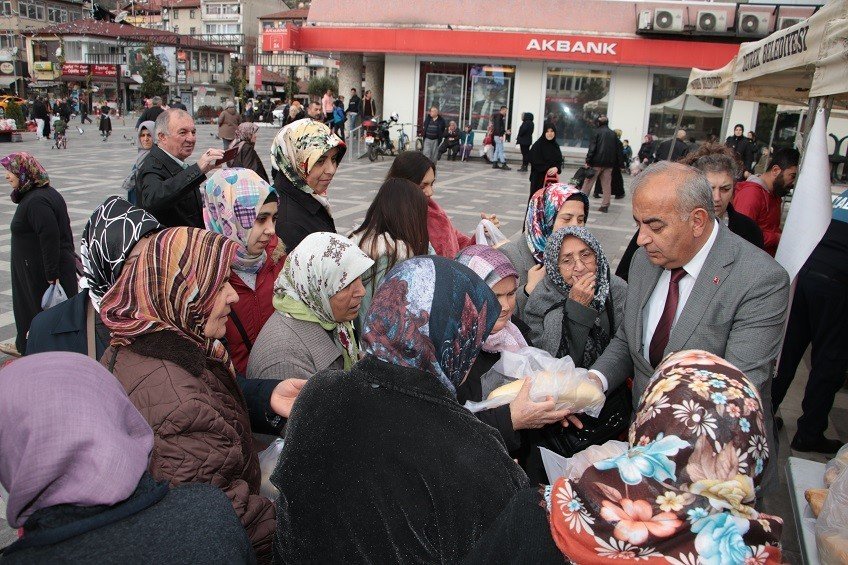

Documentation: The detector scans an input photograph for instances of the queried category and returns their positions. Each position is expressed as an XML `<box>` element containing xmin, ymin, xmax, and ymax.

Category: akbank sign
<box><xmin>525</xmin><ymin>38</ymin><xmax>618</xmax><ymax>55</ymax></box>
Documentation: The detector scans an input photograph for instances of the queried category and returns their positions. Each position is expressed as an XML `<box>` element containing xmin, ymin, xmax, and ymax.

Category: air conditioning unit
<box><xmin>737</xmin><ymin>11</ymin><xmax>771</xmax><ymax>37</ymax></box>
<box><xmin>211</xmin><ymin>73</ymin><xmax>222</xmax><ymax>82</ymax></box>
<box><xmin>696</xmin><ymin>10</ymin><xmax>727</xmax><ymax>33</ymax></box>
<box><xmin>778</xmin><ymin>16</ymin><xmax>804</xmax><ymax>30</ymax></box>
<box><xmin>654</xmin><ymin>8</ymin><xmax>684</xmax><ymax>32</ymax></box>
<box><xmin>637</xmin><ymin>10</ymin><xmax>653</xmax><ymax>31</ymax></box>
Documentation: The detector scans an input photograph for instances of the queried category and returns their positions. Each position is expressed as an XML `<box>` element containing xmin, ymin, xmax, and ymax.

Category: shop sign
<box><xmin>33</xmin><ymin>61</ymin><xmax>54</xmax><ymax>71</ymax></box>
<box><xmin>262</xmin><ymin>28</ymin><xmax>289</xmax><ymax>52</ymax></box>
<box><xmin>62</xmin><ymin>63</ymin><xmax>118</xmax><ymax>77</ymax></box>
<box><xmin>91</xmin><ymin>64</ymin><xmax>117</xmax><ymax>77</ymax></box>
<box><xmin>0</xmin><ymin>62</ymin><xmax>14</xmax><ymax>75</ymax></box>
<box><xmin>525</xmin><ymin>38</ymin><xmax>617</xmax><ymax>55</ymax></box>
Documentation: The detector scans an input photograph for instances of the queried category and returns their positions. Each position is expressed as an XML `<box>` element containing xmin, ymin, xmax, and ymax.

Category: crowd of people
<box><xmin>0</xmin><ymin>97</ymin><xmax>844</xmax><ymax>564</ymax></box>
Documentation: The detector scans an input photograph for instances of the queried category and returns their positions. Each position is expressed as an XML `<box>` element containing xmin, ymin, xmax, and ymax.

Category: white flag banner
<box><xmin>775</xmin><ymin>107</ymin><xmax>832</xmax><ymax>281</ymax></box>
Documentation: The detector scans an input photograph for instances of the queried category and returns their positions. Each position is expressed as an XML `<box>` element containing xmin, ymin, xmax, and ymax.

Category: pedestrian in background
<box><xmin>725</xmin><ymin>123</ymin><xmax>756</xmax><ymax>179</ymax></box>
<box><xmin>218</xmin><ymin>101</ymin><xmax>242</xmax><ymax>150</ymax></box>
<box><xmin>516</xmin><ymin>112</ymin><xmax>534</xmax><ymax>172</ymax></box>
<box><xmin>580</xmin><ymin>115</ymin><xmax>618</xmax><ymax>213</ymax></box>
<box><xmin>491</xmin><ymin>105</ymin><xmax>511</xmax><ymax>170</ymax></box>
<box><xmin>459</xmin><ymin>124</ymin><xmax>475</xmax><ymax>161</ymax></box>
<box><xmin>421</xmin><ymin>106</ymin><xmax>446</xmax><ymax>164</ymax></box>
<box><xmin>227</xmin><ymin>122</ymin><xmax>269</xmax><ymax>183</ymax></box>
<box><xmin>99</xmin><ymin>103</ymin><xmax>112</xmax><ymax>140</ymax></box>
<box><xmin>527</xmin><ymin>125</ymin><xmax>563</xmax><ymax>197</ymax></box>
<box><xmin>346</xmin><ymin>87</ymin><xmax>361</xmax><ymax>134</ymax></box>
<box><xmin>361</xmin><ymin>89</ymin><xmax>376</xmax><ymax>121</ymax></box>
<box><xmin>321</xmin><ymin>89</ymin><xmax>335</xmax><ymax>124</ymax></box>
<box><xmin>2</xmin><ymin>153</ymin><xmax>78</xmax><ymax>357</ymax></box>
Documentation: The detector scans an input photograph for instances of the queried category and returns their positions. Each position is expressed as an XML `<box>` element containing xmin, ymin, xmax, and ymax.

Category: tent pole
<box><xmin>801</xmin><ymin>97</ymin><xmax>822</xmax><ymax>153</ymax></box>
<box><xmin>668</xmin><ymin>93</ymin><xmax>688</xmax><ymax>160</ymax></box>
<box><xmin>720</xmin><ymin>83</ymin><xmax>737</xmax><ymax>139</ymax></box>
<box><xmin>766</xmin><ymin>108</ymin><xmax>780</xmax><ymax>154</ymax></box>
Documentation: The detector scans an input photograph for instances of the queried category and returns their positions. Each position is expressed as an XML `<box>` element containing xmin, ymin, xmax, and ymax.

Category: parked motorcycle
<box><xmin>363</xmin><ymin>114</ymin><xmax>399</xmax><ymax>161</ymax></box>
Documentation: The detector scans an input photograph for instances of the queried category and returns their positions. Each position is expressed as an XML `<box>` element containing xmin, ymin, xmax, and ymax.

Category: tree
<box><xmin>4</xmin><ymin>99</ymin><xmax>25</xmax><ymax>130</ymax></box>
<box><xmin>307</xmin><ymin>75</ymin><xmax>338</xmax><ymax>100</ymax></box>
<box><xmin>228</xmin><ymin>59</ymin><xmax>247</xmax><ymax>100</ymax></box>
<box><xmin>138</xmin><ymin>43</ymin><xmax>169</xmax><ymax>99</ymax></box>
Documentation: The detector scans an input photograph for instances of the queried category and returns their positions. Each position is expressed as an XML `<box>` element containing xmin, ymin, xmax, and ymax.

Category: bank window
<box><xmin>19</xmin><ymin>0</ymin><xmax>45</xmax><ymax>20</ymax></box>
<box><xmin>0</xmin><ymin>1</ymin><xmax>10</xmax><ymax>16</ymax></box>
<box><xmin>649</xmin><ymin>72</ymin><xmax>723</xmax><ymax>141</ymax></box>
<box><xmin>544</xmin><ymin>67</ymin><xmax>611</xmax><ymax>148</ymax></box>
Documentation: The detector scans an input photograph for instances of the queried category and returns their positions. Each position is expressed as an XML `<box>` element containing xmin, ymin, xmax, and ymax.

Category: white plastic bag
<box><xmin>540</xmin><ymin>440</ymin><xmax>629</xmax><ymax>482</ymax></box>
<box><xmin>816</xmin><ymin>458</ymin><xmax>848</xmax><ymax>564</ymax></box>
<box><xmin>464</xmin><ymin>346</ymin><xmax>605</xmax><ymax>417</ymax></box>
<box><xmin>824</xmin><ymin>443</ymin><xmax>848</xmax><ymax>487</ymax></box>
<box><xmin>41</xmin><ymin>282</ymin><xmax>68</xmax><ymax>310</ymax></box>
<box><xmin>474</xmin><ymin>219</ymin><xmax>509</xmax><ymax>248</ymax></box>
<box><xmin>257</xmin><ymin>438</ymin><xmax>284</xmax><ymax>500</ymax></box>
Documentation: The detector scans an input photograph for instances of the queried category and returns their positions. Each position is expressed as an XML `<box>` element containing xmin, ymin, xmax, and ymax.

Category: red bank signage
<box><xmin>286</xmin><ymin>26</ymin><xmax>738</xmax><ymax>69</ymax></box>
<box><xmin>262</xmin><ymin>28</ymin><xmax>289</xmax><ymax>52</ymax></box>
<box><xmin>62</xmin><ymin>63</ymin><xmax>118</xmax><ymax>77</ymax></box>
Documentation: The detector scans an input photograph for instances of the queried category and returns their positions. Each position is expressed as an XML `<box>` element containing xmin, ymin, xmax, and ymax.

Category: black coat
<box><xmin>614</xmin><ymin>205</ymin><xmax>765</xmax><ymax>282</ymax></box>
<box><xmin>456</xmin><ymin>316</ymin><xmax>532</xmax><ymax>453</ymax></box>
<box><xmin>136</xmin><ymin>145</ymin><xmax>206</xmax><ymax>228</ymax></box>
<box><xmin>10</xmin><ymin>186</ymin><xmax>78</xmax><ymax>354</ymax></box>
<box><xmin>422</xmin><ymin>114</ymin><xmax>447</xmax><ymax>142</ymax></box>
<box><xmin>135</xmin><ymin>105</ymin><xmax>165</xmax><ymax>128</ymax></box>
<box><xmin>653</xmin><ymin>138</ymin><xmax>691</xmax><ymax>163</ymax></box>
<box><xmin>529</xmin><ymin>135</ymin><xmax>564</xmax><ymax>194</ymax></box>
<box><xmin>272</xmin><ymin>356</ymin><xmax>529</xmax><ymax>563</ymax></box>
<box><xmin>585</xmin><ymin>124</ymin><xmax>619</xmax><ymax>167</ymax></box>
<box><xmin>25</xmin><ymin>289</ymin><xmax>109</xmax><ymax>359</ymax></box>
<box><xmin>726</xmin><ymin>135</ymin><xmax>757</xmax><ymax>174</ymax></box>
<box><xmin>637</xmin><ymin>140</ymin><xmax>655</xmax><ymax>162</ymax></box>
<box><xmin>516</xmin><ymin>113</ymin><xmax>535</xmax><ymax>146</ymax></box>
<box><xmin>273</xmin><ymin>171</ymin><xmax>336</xmax><ymax>252</ymax></box>
<box><xmin>229</xmin><ymin>142</ymin><xmax>269</xmax><ymax>183</ymax></box>
<box><xmin>0</xmin><ymin>473</ymin><xmax>256</xmax><ymax>564</ymax></box>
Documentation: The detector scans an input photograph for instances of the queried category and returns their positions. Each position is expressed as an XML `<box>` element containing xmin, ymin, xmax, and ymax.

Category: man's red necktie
<box><xmin>649</xmin><ymin>267</ymin><xmax>687</xmax><ymax>367</ymax></box>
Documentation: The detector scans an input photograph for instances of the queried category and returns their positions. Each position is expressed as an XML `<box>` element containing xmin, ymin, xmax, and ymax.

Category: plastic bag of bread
<box><xmin>824</xmin><ymin>443</ymin><xmax>848</xmax><ymax>487</ymax></box>
<box><xmin>464</xmin><ymin>346</ymin><xmax>605</xmax><ymax>417</ymax></box>
<box><xmin>257</xmin><ymin>438</ymin><xmax>284</xmax><ymax>500</ymax></box>
<box><xmin>816</xmin><ymin>458</ymin><xmax>848</xmax><ymax>564</ymax></box>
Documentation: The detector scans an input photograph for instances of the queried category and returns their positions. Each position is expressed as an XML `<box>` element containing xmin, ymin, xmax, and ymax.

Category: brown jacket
<box><xmin>218</xmin><ymin>107</ymin><xmax>242</xmax><ymax>140</ymax></box>
<box><xmin>103</xmin><ymin>330</ymin><xmax>275</xmax><ymax>559</ymax></box>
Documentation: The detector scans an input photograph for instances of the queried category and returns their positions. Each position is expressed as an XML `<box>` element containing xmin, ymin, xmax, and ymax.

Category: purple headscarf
<box><xmin>0</xmin><ymin>353</ymin><xmax>153</xmax><ymax>528</ymax></box>
<box><xmin>456</xmin><ymin>245</ymin><xmax>528</xmax><ymax>353</ymax></box>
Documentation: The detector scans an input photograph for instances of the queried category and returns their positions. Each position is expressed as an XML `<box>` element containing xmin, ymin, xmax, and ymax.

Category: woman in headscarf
<box><xmin>0</xmin><ymin>353</ymin><xmax>255</xmax><ymax>564</ymax></box>
<box><xmin>525</xmin><ymin>226</ymin><xmax>627</xmax><ymax>366</ymax></box>
<box><xmin>272</xmin><ymin>256</ymin><xmax>529</xmax><ymax>563</ymax></box>
<box><xmin>202</xmin><ymin>168</ymin><xmax>283</xmax><ymax>375</ymax></box>
<box><xmin>100</xmin><ymin>227</ymin><xmax>277</xmax><ymax>560</ymax></box>
<box><xmin>228</xmin><ymin>122</ymin><xmax>269</xmax><ymax>182</ymax></box>
<box><xmin>248</xmin><ymin>231</ymin><xmax>373</xmax><ymax>381</ymax></box>
<box><xmin>120</xmin><ymin>120</ymin><xmax>155</xmax><ymax>204</ymax></box>
<box><xmin>528</xmin><ymin>125</ymin><xmax>564</xmax><ymax>197</ymax></box>
<box><xmin>463</xmin><ymin>351</ymin><xmax>784</xmax><ymax>565</ymax></box>
<box><xmin>499</xmin><ymin>183</ymin><xmax>589</xmax><ymax>317</ymax></box>
<box><xmin>349</xmin><ymin>177</ymin><xmax>430</xmax><ymax>331</ymax></box>
<box><xmin>385</xmin><ymin>150</ymin><xmax>499</xmax><ymax>257</ymax></box>
<box><xmin>456</xmin><ymin>245</ymin><xmax>572</xmax><ymax>455</ymax></box>
<box><xmin>2</xmin><ymin>152</ymin><xmax>77</xmax><ymax>357</ymax></box>
<box><xmin>271</xmin><ymin>118</ymin><xmax>345</xmax><ymax>251</ymax></box>
<box><xmin>26</xmin><ymin>196</ymin><xmax>161</xmax><ymax>359</ymax></box>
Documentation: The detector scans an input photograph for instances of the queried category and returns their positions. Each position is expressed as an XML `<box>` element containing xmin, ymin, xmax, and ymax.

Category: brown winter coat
<box><xmin>102</xmin><ymin>330</ymin><xmax>275</xmax><ymax>560</ymax></box>
<box><xmin>218</xmin><ymin>107</ymin><xmax>242</xmax><ymax>140</ymax></box>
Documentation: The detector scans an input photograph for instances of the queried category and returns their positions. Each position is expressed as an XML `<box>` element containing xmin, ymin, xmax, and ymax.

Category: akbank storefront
<box><xmin>281</xmin><ymin>24</ymin><xmax>751</xmax><ymax>156</ymax></box>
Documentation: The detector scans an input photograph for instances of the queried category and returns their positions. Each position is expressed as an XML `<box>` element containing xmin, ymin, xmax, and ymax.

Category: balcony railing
<box><xmin>85</xmin><ymin>53</ymin><xmax>127</xmax><ymax>65</ymax></box>
<box><xmin>202</xmin><ymin>12</ymin><xmax>239</xmax><ymax>21</ymax></box>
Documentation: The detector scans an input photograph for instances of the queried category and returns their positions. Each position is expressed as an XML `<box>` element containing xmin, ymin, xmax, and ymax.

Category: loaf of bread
<box><xmin>805</xmin><ymin>488</ymin><xmax>828</xmax><ymax>517</ymax></box>
<box><xmin>818</xmin><ymin>534</ymin><xmax>848</xmax><ymax>564</ymax></box>
<box><xmin>486</xmin><ymin>373</ymin><xmax>604</xmax><ymax>409</ymax></box>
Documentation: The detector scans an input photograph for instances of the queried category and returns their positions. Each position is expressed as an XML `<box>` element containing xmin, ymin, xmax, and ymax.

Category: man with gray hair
<box><xmin>653</xmin><ymin>128</ymin><xmax>691</xmax><ymax>163</ymax></box>
<box><xmin>136</xmin><ymin>109</ymin><xmax>224</xmax><ymax>227</ymax></box>
<box><xmin>582</xmin><ymin>161</ymin><xmax>789</xmax><ymax>495</ymax></box>
<box><xmin>136</xmin><ymin>95</ymin><xmax>167</xmax><ymax>128</ymax></box>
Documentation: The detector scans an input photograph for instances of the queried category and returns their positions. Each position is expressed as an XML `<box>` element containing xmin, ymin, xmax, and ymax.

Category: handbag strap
<box><xmin>228</xmin><ymin>311</ymin><xmax>253</xmax><ymax>353</ymax></box>
<box><xmin>86</xmin><ymin>300</ymin><xmax>97</xmax><ymax>360</ymax></box>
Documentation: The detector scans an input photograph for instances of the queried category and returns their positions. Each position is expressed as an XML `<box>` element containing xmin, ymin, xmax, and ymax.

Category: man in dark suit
<box><xmin>136</xmin><ymin>109</ymin><xmax>223</xmax><ymax>227</ymax></box>
<box><xmin>588</xmin><ymin>161</ymin><xmax>790</xmax><ymax>494</ymax></box>
<box><xmin>581</xmin><ymin>115</ymin><xmax>619</xmax><ymax>212</ymax></box>
<box><xmin>653</xmin><ymin>129</ymin><xmax>691</xmax><ymax>163</ymax></box>
<box><xmin>136</xmin><ymin>96</ymin><xmax>167</xmax><ymax>128</ymax></box>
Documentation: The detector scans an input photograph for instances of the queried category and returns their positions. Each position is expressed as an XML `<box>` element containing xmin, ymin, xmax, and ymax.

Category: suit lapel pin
<box><xmin>713</xmin><ymin>276</ymin><xmax>720</xmax><ymax>285</ymax></box>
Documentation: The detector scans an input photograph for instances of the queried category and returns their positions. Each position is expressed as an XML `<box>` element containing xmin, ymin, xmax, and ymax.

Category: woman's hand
<box><xmin>525</xmin><ymin>264</ymin><xmax>545</xmax><ymax>295</ymax></box>
<box><xmin>509</xmin><ymin>378</ymin><xmax>571</xmax><ymax>430</ymax></box>
<box><xmin>269</xmin><ymin>378</ymin><xmax>307</xmax><ymax>418</ymax></box>
<box><xmin>546</xmin><ymin>167</ymin><xmax>558</xmax><ymax>175</ymax></box>
<box><xmin>569</xmin><ymin>272</ymin><xmax>595</xmax><ymax>306</ymax></box>
<box><xmin>480</xmin><ymin>212</ymin><xmax>500</xmax><ymax>227</ymax></box>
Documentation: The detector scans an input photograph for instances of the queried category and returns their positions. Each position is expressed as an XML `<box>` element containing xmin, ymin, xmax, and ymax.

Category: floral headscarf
<box><xmin>543</xmin><ymin>226</ymin><xmax>612</xmax><ymax>366</ymax></box>
<box><xmin>203</xmin><ymin>168</ymin><xmax>276</xmax><ymax>274</ymax></box>
<box><xmin>362</xmin><ymin>256</ymin><xmax>500</xmax><ymax>396</ymax></box>
<box><xmin>229</xmin><ymin>122</ymin><xmax>260</xmax><ymax>156</ymax></box>
<box><xmin>545</xmin><ymin>350</ymin><xmax>782</xmax><ymax>564</ymax></box>
<box><xmin>80</xmin><ymin>196</ymin><xmax>162</xmax><ymax>311</ymax></box>
<box><xmin>525</xmin><ymin>183</ymin><xmax>589</xmax><ymax>264</ymax></box>
<box><xmin>273</xmin><ymin>232</ymin><xmax>373</xmax><ymax>369</ymax></box>
<box><xmin>456</xmin><ymin>245</ymin><xmax>527</xmax><ymax>354</ymax></box>
<box><xmin>101</xmin><ymin>227</ymin><xmax>238</xmax><ymax>370</ymax></box>
<box><xmin>1</xmin><ymin>152</ymin><xmax>50</xmax><ymax>203</ymax></box>
<box><xmin>270</xmin><ymin>118</ymin><xmax>346</xmax><ymax>195</ymax></box>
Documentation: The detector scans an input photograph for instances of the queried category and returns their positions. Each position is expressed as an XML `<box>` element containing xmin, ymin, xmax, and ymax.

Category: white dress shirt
<box><xmin>591</xmin><ymin>220</ymin><xmax>719</xmax><ymax>391</ymax></box>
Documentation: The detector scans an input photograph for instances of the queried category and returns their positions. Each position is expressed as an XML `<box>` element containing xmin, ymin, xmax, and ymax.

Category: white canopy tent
<box><xmin>582</xmin><ymin>94</ymin><xmax>608</xmax><ymax>112</ymax></box>
<box><xmin>649</xmin><ymin>93</ymin><xmax>723</xmax><ymax>117</ymax></box>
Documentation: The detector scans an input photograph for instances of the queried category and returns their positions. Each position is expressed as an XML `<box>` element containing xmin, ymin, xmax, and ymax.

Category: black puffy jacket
<box><xmin>585</xmin><ymin>124</ymin><xmax>620</xmax><ymax>167</ymax></box>
<box><xmin>515</xmin><ymin>113</ymin><xmax>535</xmax><ymax>146</ymax></box>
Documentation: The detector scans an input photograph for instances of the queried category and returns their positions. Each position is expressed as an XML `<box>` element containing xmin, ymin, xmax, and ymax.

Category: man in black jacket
<box><xmin>346</xmin><ymin>88</ymin><xmax>361</xmax><ymax>135</ymax></box>
<box><xmin>581</xmin><ymin>115</ymin><xmax>618</xmax><ymax>212</ymax></box>
<box><xmin>421</xmin><ymin>106</ymin><xmax>446</xmax><ymax>164</ymax></box>
<box><xmin>136</xmin><ymin>109</ymin><xmax>223</xmax><ymax>227</ymax></box>
<box><xmin>491</xmin><ymin>106</ymin><xmax>511</xmax><ymax>170</ymax></box>
<box><xmin>653</xmin><ymin>129</ymin><xmax>691</xmax><ymax>164</ymax></box>
<box><xmin>136</xmin><ymin>96</ymin><xmax>167</xmax><ymax>128</ymax></box>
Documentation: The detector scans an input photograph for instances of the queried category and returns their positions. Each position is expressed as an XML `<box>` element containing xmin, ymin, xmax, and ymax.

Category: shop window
<box><xmin>418</xmin><ymin>61</ymin><xmax>516</xmax><ymax>132</ymax></box>
<box><xmin>19</xmin><ymin>0</ymin><xmax>45</xmax><ymax>20</ymax></box>
<box><xmin>648</xmin><ymin>72</ymin><xmax>723</xmax><ymax>142</ymax></box>
<box><xmin>0</xmin><ymin>1</ymin><xmax>11</xmax><ymax>16</ymax></box>
<box><xmin>544</xmin><ymin>67</ymin><xmax>611</xmax><ymax>148</ymax></box>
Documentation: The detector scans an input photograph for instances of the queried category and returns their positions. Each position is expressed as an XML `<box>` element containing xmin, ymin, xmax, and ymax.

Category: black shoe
<box><xmin>492</xmin><ymin>163</ymin><xmax>500</xmax><ymax>169</ymax></box>
<box><xmin>517</xmin><ymin>166</ymin><xmax>527</xmax><ymax>172</ymax></box>
<box><xmin>790</xmin><ymin>435</ymin><xmax>842</xmax><ymax>454</ymax></box>
<box><xmin>599</xmin><ymin>205</ymin><xmax>609</xmax><ymax>213</ymax></box>
<box><xmin>501</xmin><ymin>164</ymin><xmax>511</xmax><ymax>170</ymax></box>
<box><xmin>614</xmin><ymin>195</ymin><xmax>625</xmax><ymax>200</ymax></box>
<box><xmin>775</xmin><ymin>416</ymin><xmax>784</xmax><ymax>431</ymax></box>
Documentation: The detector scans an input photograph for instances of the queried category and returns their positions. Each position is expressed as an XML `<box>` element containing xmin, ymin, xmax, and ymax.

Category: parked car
<box><xmin>0</xmin><ymin>96</ymin><xmax>25</xmax><ymax>110</ymax></box>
